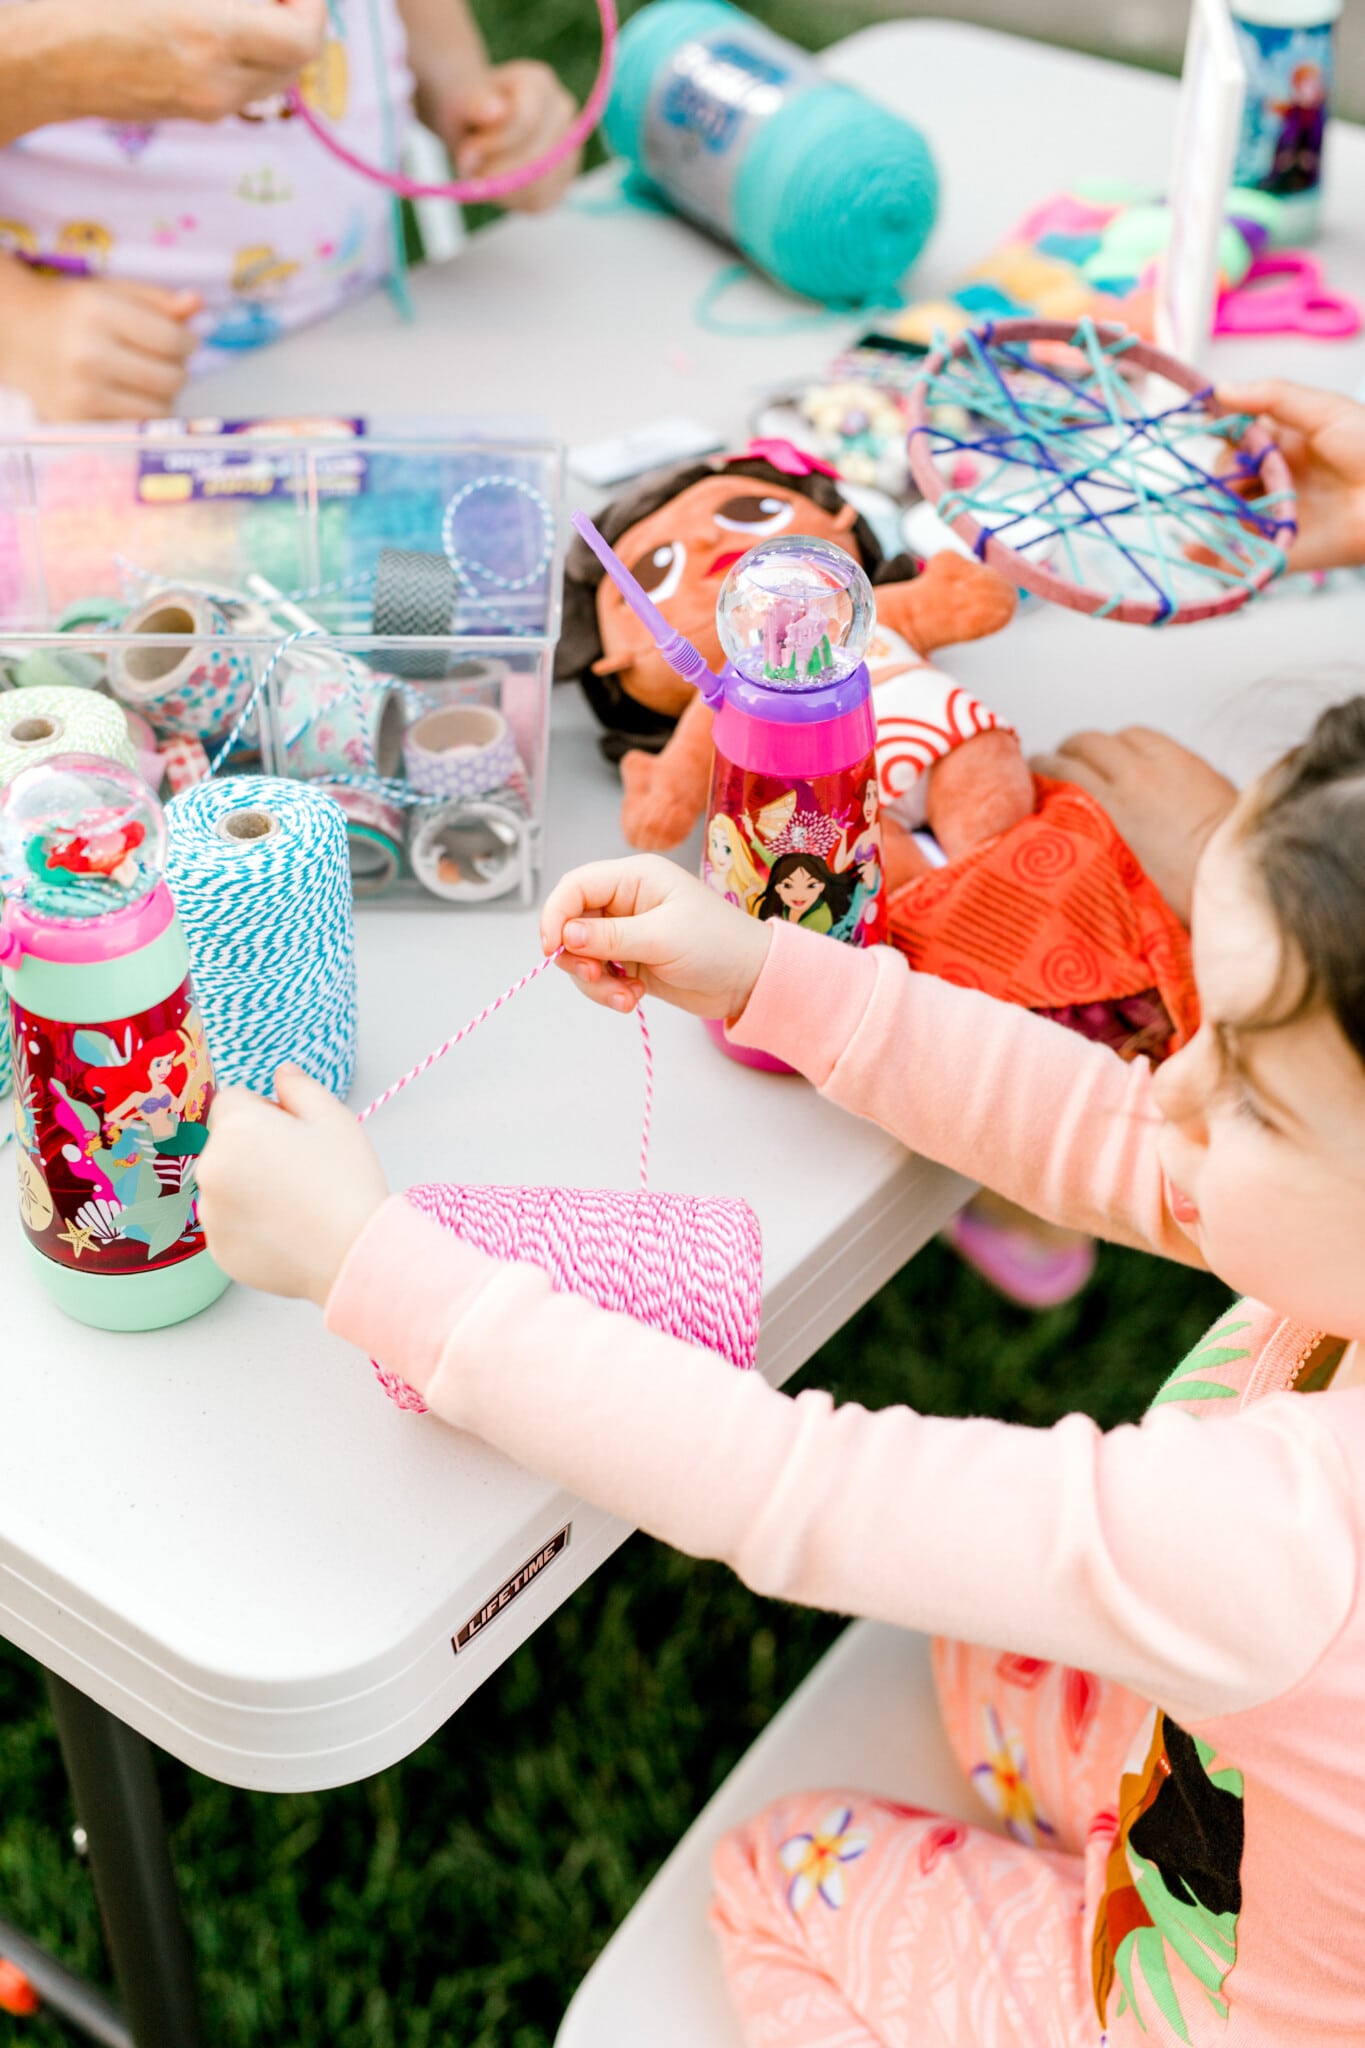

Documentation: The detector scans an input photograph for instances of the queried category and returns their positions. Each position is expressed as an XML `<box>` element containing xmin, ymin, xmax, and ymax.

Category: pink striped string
<box><xmin>357</xmin><ymin>949</ymin><xmax>653</xmax><ymax>1191</ymax></box>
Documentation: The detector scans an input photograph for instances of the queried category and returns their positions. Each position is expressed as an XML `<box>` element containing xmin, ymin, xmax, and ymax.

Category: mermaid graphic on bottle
<box><xmin>86</xmin><ymin>1025</ymin><xmax>211</xmax><ymax>1159</ymax></box>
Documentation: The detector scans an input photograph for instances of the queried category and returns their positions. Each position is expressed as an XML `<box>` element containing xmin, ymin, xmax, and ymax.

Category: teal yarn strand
<box><xmin>606</xmin><ymin>0</ymin><xmax>938</xmax><ymax>308</ymax></box>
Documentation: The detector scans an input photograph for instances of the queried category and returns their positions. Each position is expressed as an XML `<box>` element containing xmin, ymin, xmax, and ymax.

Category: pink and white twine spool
<box><xmin>358</xmin><ymin>953</ymin><xmax>764</xmax><ymax>1410</ymax></box>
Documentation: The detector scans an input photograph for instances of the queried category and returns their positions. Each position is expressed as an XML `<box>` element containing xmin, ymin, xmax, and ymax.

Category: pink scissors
<box><xmin>1215</xmin><ymin>251</ymin><xmax>1362</xmax><ymax>340</ymax></box>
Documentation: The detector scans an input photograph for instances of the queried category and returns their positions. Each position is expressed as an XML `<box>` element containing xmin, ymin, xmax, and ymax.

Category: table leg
<box><xmin>0</xmin><ymin>1913</ymin><xmax>132</xmax><ymax>2048</ymax></box>
<box><xmin>44</xmin><ymin>1673</ymin><xmax>205</xmax><ymax>2048</ymax></box>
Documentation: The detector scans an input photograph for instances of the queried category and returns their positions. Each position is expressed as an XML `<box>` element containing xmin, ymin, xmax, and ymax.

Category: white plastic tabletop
<box><xmin>4</xmin><ymin>22</ymin><xmax>1365</xmax><ymax>1793</ymax></box>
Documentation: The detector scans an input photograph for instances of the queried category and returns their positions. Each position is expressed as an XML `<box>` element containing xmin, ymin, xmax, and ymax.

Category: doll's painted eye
<box><xmin>714</xmin><ymin>495</ymin><xmax>795</xmax><ymax>535</ymax></box>
<box><xmin>630</xmin><ymin>541</ymin><xmax>687</xmax><ymax>603</ymax></box>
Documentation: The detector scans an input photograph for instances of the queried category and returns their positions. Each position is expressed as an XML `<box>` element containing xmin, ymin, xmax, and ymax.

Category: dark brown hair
<box><xmin>554</xmin><ymin>455</ymin><xmax>919</xmax><ymax>754</ymax></box>
<box><xmin>1241</xmin><ymin>695</ymin><xmax>1365</xmax><ymax>1064</ymax></box>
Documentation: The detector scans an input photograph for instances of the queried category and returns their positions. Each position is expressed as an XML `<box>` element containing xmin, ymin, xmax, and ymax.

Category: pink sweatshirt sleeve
<box><xmin>327</xmin><ymin>1197</ymin><xmax>1358</xmax><ymax>1725</ymax></box>
<box><xmin>730</xmin><ymin>922</ymin><xmax>1203</xmax><ymax>1265</ymax></box>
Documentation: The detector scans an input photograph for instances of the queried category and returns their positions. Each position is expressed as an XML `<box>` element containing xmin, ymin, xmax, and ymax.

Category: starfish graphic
<box><xmin>57</xmin><ymin>1220</ymin><xmax>99</xmax><ymax>1261</ymax></box>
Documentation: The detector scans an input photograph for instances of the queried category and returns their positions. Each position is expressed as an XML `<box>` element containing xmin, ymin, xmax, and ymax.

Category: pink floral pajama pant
<box><xmin>711</xmin><ymin>1642</ymin><xmax>1150</xmax><ymax>2046</ymax></box>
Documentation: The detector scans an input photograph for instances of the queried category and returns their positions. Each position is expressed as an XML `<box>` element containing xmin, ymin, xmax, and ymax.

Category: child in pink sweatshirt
<box><xmin>197</xmin><ymin>382</ymin><xmax>1365</xmax><ymax>2045</ymax></box>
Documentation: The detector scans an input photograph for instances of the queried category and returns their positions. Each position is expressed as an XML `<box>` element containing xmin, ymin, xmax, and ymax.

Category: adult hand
<box><xmin>1218</xmin><ymin>378</ymin><xmax>1365</xmax><ymax>575</ymax></box>
<box><xmin>0</xmin><ymin>262</ymin><xmax>202</xmax><ymax>420</ymax></box>
<box><xmin>198</xmin><ymin>1067</ymin><xmax>390</xmax><ymax>1306</ymax></box>
<box><xmin>25</xmin><ymin>0</ymin><xmax>328</xmax><ymax>129</ymax></box>
<box><xmin>444</xmin><ymin>61</ymin><xmax>580</xmax><ymax>212</ymax></box>
<box><xmin>1031</xmin><ymin>727</ymin><xmax>1237</xmax><ymax>925</ymax></box>
<box><xmin>541</xmin><ymin>855</ymin><xmax>772</xmax><ymax>1020</ymax></box>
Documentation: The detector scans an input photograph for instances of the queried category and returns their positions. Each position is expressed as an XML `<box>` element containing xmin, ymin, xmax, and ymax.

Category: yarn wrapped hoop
<box><xmin>905</xmin><ymin>317</ymin><xmax>1298</xmax><ymax>626</ymax></box>
<box><xmin>358</xmin><ymin>954</ymin><xmax>764</xmax><ymax>1411</ymax></box>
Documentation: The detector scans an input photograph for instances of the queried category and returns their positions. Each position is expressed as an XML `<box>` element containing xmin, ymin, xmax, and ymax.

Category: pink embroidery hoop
<box><xmin>358</xmin><ymin>952</ymin><xmax>764</xmax><ymax>1410</ymax></box>
<box><xmin>288</xmin><ymin>0</ymin><xmax>618</xmax><ymax>206</ymax></box>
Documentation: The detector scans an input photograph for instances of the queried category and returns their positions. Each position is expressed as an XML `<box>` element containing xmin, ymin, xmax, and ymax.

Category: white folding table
<box><xmin>4</xmin><ymin>22</ymin><xmax>1365</xmax><ymax>2045</ymax></box>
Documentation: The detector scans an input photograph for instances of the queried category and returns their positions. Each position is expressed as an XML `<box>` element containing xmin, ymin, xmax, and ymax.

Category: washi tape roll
<box><xmin>441</xmin><ymin>655</ymin><xmax>507</xmax><ymax>696</ymax></box>
<box><xmin>273</xmin><ymin>650</ymin><xmax>404</xmax><ymax>782</ymax></box>
<box><xmin>165</xmin><ymin>775</ymin><xmax>357</xmax><ymax>1095</ymax></box>
<box><xmin>409</xmin><ymin>789</ymin><xmax>528</xmax><ymax>904</ymax></box>
<box><xmin>57</xmin><ymin>596</ymin><xmax>129</xmax><ymax>633</ymax></box>
<box><xmin>316</xmin><ymin>782</ymin><xmax>405</xmax><ymax>898</ymax></box>
<box><xmin>11</xmin><ymin>647</ymin><xmax>105</xmax><ymax>691</ymax></box>
<box><xmin>109</xmin><ymin>587</ymin><xmax>269</xmax><ymax>746</ymax></box>
<box><xmin>0</xmin><ymin>685</ymin><xmax>137</xmax><ymax>786</ymax></box>
<box><xmin>403</xmin><ymin>703</ymin><xmax>519</xmax><ymax>803</ymax></box>
<box><xmin>371</xmin><ymin>548</ymin><xmax>459</xmax><ymax>679</ymax></box>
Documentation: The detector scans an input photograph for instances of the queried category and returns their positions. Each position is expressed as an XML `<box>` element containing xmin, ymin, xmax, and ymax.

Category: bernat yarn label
<box><xmin>453</xmin><ymin>1525</ymin><xmax>571</xmax><ymax>1652</ymax></box>
<box><xmin>642</xmin><ymin>21</ymin><xmax>819</xmax><ymax>239</ymax></box>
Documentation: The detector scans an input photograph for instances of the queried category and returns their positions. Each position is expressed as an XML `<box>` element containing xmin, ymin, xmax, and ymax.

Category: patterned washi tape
<box><xmin>402</xmin><ymin>704</ymin><xmax>520</xmax><ymax>803</ymax></box>
<box><xmin>109</xmin><ymin>587</ymin><xmax>267</xmax><ymax>747</ymax></box>
<box><xmin>273</xmin><ymin>649</ymin><xmax>404</xmax><ymax>782</ymax></box>
<box><xmin>316</xmin><ymin>782</ymin><xmax>405</xmax><ymax>897</ymax></box>
<box><xmin>408</xmin><ymin>787</ymin><xmax>529</xmax><ymax>904</ymax></box>
<box><xmin>371</xmin><ymin>548</ymin><xmax>459</xmax><ymax>680</ymax></box>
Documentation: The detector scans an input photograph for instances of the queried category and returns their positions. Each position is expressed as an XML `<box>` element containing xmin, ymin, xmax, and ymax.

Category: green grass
<box><xmin>0</xmin><ymin>1239</ymin><xmax>1230</xmax><ymax>2048</ymax></box>
<box><xmin>0</xmin><ymin>3</ymin><xmax>1234</xmax><ymax>2040</ymax></box>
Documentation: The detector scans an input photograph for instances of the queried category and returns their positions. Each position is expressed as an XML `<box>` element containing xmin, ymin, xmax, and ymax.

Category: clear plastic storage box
<box><xmin>0</xmin><ymin>423</ymin><xmax>564</xmax><ymax>907</ymax></box>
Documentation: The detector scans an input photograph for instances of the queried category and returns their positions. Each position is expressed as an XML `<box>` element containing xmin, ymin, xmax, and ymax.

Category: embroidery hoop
<box><xmin>288</xmin><ymin>0</ymin><xmax>618</xmax><ymax>206</ymax></box>
<box><xmin>905</xmin><ymin>317</ymin><xmax>1297</xmax><ymax>626</ymax></box>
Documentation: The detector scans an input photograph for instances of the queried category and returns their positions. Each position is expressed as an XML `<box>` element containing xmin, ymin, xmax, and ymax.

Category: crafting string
<box><xmin>912</xmin><ymin>316</ymin><xmax>1294</xmax><ymax>622</ymax></box>
<box><xmin>358</xmin><ymin>948</ymin><xmax>654</xmax><ymax>1193</ymax></box>
<box><xmin>440</xmin><ymin>474</ymin><xmax>558</xmax><ymax>637</ymax></box>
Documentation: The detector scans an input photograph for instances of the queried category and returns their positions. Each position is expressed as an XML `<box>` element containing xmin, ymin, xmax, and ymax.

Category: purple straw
<box><xmin>571</xmin><ymin>511</ymin><xmax>717</xmax><ymax>697</ymax></box>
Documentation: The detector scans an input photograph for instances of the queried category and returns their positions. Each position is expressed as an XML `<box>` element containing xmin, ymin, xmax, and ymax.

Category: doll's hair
<box><xmin>555</xmin><ymin>455</ymin><xmax>920</xmax><ymax>753</ymax></box>
<box><xmin>757</xmin><ymin>851</ymin><xmax>860</xmax><ymax>925</ymax></box>
<box><xmin>86</xmin><ymin>1030</ymin><xmax>188</xmax><ymax>1109</ymax></box>
<box><xmin>706</xmin><ymin>811</ymin><xmax>767</xmax><ymax>914</ymax></box>
<box><xmin>1239</xmin><ymin>696</ymin><xmax>1365</xmax><ymax>1065</ymax></box>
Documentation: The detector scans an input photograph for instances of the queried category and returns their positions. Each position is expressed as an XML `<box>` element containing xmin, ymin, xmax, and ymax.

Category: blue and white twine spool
<box><xmin>165</xmin><ymin>776</ymin><xmax>357</xmax><ymax>1097</ymax></box>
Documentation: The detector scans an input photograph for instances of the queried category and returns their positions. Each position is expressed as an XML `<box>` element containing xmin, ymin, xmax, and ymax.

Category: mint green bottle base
<box><xmin>24</xmin><ymin>1239</ymin><xmax>230</xmax><ymax>1331</ymax></box>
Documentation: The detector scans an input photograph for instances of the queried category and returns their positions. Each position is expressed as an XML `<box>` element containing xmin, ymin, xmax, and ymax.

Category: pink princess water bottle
<box><xmin>0</xmin><ymin>754</ymin><xmax>227</xmax><ymax>1331</ymax></box>
<box><xmin>571</xmin><ymin>516</ymin><xmax>886</xmax><ymax>1068</ymax></box>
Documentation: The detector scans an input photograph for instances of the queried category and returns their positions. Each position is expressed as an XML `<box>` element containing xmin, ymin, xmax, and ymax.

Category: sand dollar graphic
<box><xmin>16</xmin><ymin>1150</ymin><xmax>53</xmax><ymax>1233</ymax></box>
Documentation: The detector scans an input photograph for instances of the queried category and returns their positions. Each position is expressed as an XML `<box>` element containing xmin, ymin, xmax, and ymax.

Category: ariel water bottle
<box><xmin>570</xmin><ymin>515</ymin><xmax>885</xmax><ymax>1069</ymax></box>
<box><xmin>0</xmin><ymin>753</ymin><xmax>228</xmax><ymax>1331</ymax></box>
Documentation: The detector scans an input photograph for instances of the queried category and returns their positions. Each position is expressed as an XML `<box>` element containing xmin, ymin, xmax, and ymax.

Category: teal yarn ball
<box><xmin>606</xmin><ymin>0</ymin><xmax>938</xmax><ymax>307</ymax></box>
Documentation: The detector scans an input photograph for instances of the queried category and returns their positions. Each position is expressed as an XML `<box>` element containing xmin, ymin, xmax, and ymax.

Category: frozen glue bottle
<box><xmin>0</xmin><ymin>753</ymin><xmax>227</xmax><ymax>1330</ymax></box>
<box><xmin>1231</xmin><ymin>0</ymin><xmax>1341</xmax><ymax>242</ymax></box>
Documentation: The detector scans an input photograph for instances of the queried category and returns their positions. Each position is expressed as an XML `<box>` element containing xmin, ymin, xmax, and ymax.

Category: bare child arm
<box><xmin>0</xmin><ymin>0</ymin><xmax>327</xmax><ymax>418</ymax></box>
<box><xmin>0</xmin><ymin>0</ymin><xmax>327</xmax><ymax>145</ymax></box>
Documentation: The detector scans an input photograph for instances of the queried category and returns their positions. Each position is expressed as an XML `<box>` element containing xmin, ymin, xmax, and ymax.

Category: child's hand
<box><xmin>542</xmin><ymin>855</ymin><xmax>772</xmax><ymax>1019</ymax></box>
<box><xmin>1031</xmin><ymin>727</ymin><xmax>1237</xmax><ymax>925</ymax></box>
<box><xmin>0</xmin><ymin>263</ymin><xmax>201</xmax><ymax>421</ymax></box>
<box><xmin>198</xmin><ymin>1066</ymin><xmax>390</xmax><ymax>1307</ymax></box>
<box><xmin>444</xmin><ymin>61</ymin><xmax>580</xmax><ymax>212</ymax></box>
<box><xmin>1217</xmin><ymin>378</ymin><xmax>1365</xmax><ymax>574</ymax></box>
